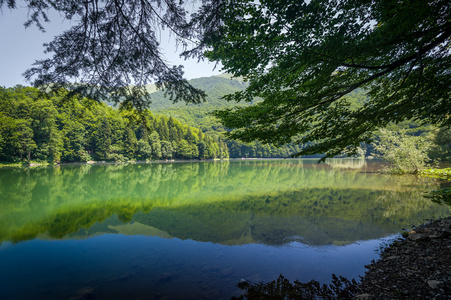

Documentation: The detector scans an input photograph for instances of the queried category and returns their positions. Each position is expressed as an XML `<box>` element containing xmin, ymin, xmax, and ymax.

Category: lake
<box><xmin>0</xmin><ymin>159</ymin><xmax>449</xmax><ymax>299</ymax></box>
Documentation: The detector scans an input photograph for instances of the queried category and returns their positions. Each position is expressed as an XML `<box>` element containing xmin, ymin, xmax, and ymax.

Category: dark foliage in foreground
<box><xmin>232</xmin><ymin>274</ymin><xmax>358</xmax><ymax>300</ymax></box>
<box><xmin>2</xmin><ymin>1</ymin><xmax>450</xmax><ymax>159</ymax></box>
<box><xmin>199</xmin><ymin>0</ymin><xmax>451</xmax><ymax>159</ymax></box>
<box><xmin>1</xmin><ymin>0</ymin><xmax>206</xmax><ymax>109</ymax></box>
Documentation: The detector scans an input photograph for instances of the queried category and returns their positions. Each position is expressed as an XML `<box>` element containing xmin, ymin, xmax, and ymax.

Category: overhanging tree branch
<box><xmin>201</xmin><ymin>0</ymin><xmax>451</xmax><ymax>158</ymax></box>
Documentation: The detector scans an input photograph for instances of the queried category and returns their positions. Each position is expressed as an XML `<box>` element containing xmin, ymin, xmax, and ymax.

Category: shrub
<box><xmin>372</xmin><ymin>129</ymin><xmax>433</xmax><ymax>174</ymax></box>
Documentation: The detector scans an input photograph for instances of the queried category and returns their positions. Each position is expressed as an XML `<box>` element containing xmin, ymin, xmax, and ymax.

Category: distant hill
<box><xmin>143</xmin><ymin>75</ymin><xmax>254</xmax><ymax>135</ymax></box>
<box><xmin>143</xmin><ymin>74</ymin><xmax>374</xmax><ymax>158</ymax></box>
<box><xmin>146</xmin><ymin>74</ymin><xmax>251</xmax><ymax>111</ymax></box>
<box><xmin>146</xmin><ymin>75</ymin><xmax>369</xmax><ymax>129</ymax></box>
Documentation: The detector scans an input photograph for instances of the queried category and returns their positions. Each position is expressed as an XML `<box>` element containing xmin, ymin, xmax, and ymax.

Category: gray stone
<box><xmin>408</xmin><ymin>233</ymin><xmax>429</xmax><ymax>241</ymax></box>
<box><xmin>427</xmin><ymin>280</ymin><xmax>443</xmax><ymax>289</ymax></box>
<box><xmin>440</xmin><ymin>229</ymin><xmax>451</xmax><ymax>239</ymax></box>
<box><xmin>386</xmin><ymin>255</ymin><xmax>399</xmax><ymax>260</ymax></box>
<box><xmin>355</xmin><ymin>293</ymin><xmax>373</xmax><ymax>300</ymax></box>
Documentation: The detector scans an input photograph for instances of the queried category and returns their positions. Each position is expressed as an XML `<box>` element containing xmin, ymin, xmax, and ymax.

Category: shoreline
<box><xmin>356</xmin><ymin>216</ymin><xmax>451</xmax><ymax>299</ymax></box>
<box><xmin>236</xmin><ymin>217</ymin><xmax>451</xmax><ymax>299</ymax></box>
<box><xmin>0</xmin><ymin>157</ymin><xmax>326</xmax><ymax>168</ymax></box>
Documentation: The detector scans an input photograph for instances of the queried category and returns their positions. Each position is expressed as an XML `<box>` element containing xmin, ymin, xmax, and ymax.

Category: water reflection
<box><xmin>0</xmin><ymin>160</ymin><xmax>449</xmax><ymax>300</ymax></box>
<box><xmin>0</xmin><ymin>160</ymin><xmax>448</xmax><ymax>245</ymax></box>
<box><xmin>325</xmin><ymin>158</ymin><xmax>367</xmax><ymax>169</ymax></box>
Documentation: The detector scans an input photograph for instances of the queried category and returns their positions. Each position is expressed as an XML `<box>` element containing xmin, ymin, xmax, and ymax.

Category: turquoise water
<box><xmin>0</xmin><ymin>159</ymin><xmax>449</xmax><ymax>299</ymax></box>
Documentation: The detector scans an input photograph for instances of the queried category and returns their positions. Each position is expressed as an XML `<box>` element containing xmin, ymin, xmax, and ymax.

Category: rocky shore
<box><xmin>357</xmin><ymin>217</ymin><xmax>451</xmax><ymax>299</ymax></box>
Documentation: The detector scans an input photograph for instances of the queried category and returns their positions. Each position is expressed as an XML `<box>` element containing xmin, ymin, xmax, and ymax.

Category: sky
<box><xmin>0</xmin><ymin>4</ymin><xmax>222</xmax><ymax>88</ymax></box>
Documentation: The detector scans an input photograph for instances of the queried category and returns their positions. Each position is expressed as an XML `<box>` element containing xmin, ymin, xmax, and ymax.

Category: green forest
<box><xmin>1</xmin><ymin>75</ymin><xmax>450</xmax><ymax>163</ymax></box>
<box><xmin>143</xmin><ymin>75</ymin><xmax>450</xmax><ymax>161</ymax></box>
<box><xmin>142</xmin><ymin>75</ymin><xmax>368</xmax><ymax>159</ymax></box>
<box><xmin>0</xmin><ymin>86</ymin><xmax>228</xmax><ymax>163</ymax></box>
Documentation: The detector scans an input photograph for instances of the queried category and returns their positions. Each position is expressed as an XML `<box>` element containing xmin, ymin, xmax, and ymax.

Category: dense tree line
<box><xmin>1</xmin><ymin>82</ymin><xmax>447</xmax><ymax>162</ymax></box>
<box><xmin>0</xmin><ymin>86</ymin><xmax>228</xmax><ymax>163</ymax></box>
<box><xmin>225</xmin><ymin>140</ymin><xmax>300</xmax><ymax>159</ymax></box>
<box><xmin>149</xmin><ymin>78</ymin><xmax>451</xmax><ymax>160</ymax></box>
<box><xmin>145</xmin><ymin>76</ymin><xmax>363</xmax><ymax>158</ymax></box>
<box><xmin>1</xmin><ymin>1</ymin><xmax>449</xmax><ymax>160</ymax></box>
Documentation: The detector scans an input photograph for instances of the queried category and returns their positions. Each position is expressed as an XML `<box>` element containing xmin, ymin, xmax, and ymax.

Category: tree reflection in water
<box><xmin>233</xmin><ymin>274</ymin><xmax>358</xmax><ymax>300</ymax></box>
<box><xmin>0</xmin><ymin>160</ymin><xmax>449</xmax><ymax>245</ymax></box>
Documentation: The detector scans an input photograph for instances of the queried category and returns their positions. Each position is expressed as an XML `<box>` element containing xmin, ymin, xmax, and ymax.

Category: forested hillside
<box><xmin>0</xmin><ymin>86</ymin><xmax>228</xmax><ymax>163</ymax></box>
<box><xmin>145</xmin><ymin>75</ymin><xmax>449</xmax><ymax>160</ymax></box>
<box><xmin>146</xmin><ymin>75</ymin><xmax>304</xmax><ymax>157</ymax></box>
<box><xmin>1</xmin><ymin>77</ymin><xmax>448</xmax><ymax>163</ymax></box>
<box><xmin>143</xmin><ymin>75</ymin><xmax>403</xmax><ymax>158</ymax></box>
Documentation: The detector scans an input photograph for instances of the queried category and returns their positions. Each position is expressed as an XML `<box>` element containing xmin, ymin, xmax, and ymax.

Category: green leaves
<box><xmin>372</xmin><ymin>129</ymin><xmax>433</xmax><ymax>174</ymax></box>
<box><xmin>4</xmin><ymin>0</ymin><xmax>450</xmax><ymax>158</ymax></box>
<box><xmin>5</xmin><ymin>0</ymin><xmax>207</xmax><ymax>109</ymax></box>
<box><xmin>0</xmin><ymin>86</ymin><xmax>227</xmax><ymax>162</ymax></box>
<box><xmin>195</xmin><ymin>0</ymin><xmax>451</xmax><ymax>158</ymax></box>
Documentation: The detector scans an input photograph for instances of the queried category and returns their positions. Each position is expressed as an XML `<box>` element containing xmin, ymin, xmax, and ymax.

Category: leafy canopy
<box><xmin>192</xmin><ymin>0</ymin><xmax>451</xmax><ymax>158</ymax></box>
<box><xmin>1</xmin><ymin>0</ymin><xmax>206</xmax><ymax>110</ymax></box>
<box><xmin>2</xmin><ymin>0</ymin><xmax>450</xmax><ymax>158</ymax></box>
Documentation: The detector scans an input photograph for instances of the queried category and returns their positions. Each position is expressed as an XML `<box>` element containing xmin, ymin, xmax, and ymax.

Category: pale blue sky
<box><xmin>0</xmin><ymin>4</ymin><xmax>222</xmax><ymax>88</ymax></box>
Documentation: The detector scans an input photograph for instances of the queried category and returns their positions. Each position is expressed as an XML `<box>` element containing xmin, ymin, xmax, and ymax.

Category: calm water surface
<box><xmin>0</xmin><ymin>159</ymin><xmax>449</xmax><ymax>299</ymax></box>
